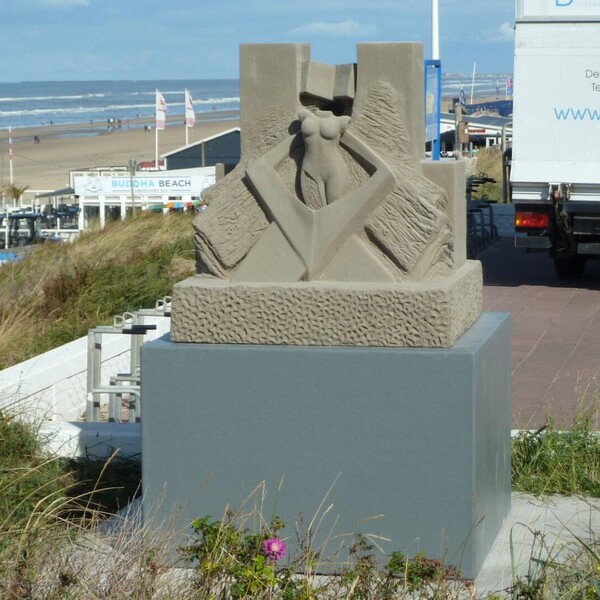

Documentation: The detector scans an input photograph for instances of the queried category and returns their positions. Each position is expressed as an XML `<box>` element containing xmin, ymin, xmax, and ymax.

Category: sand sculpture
<box><xmin>170</xmin><ymin>43</ymin><xmax>483</xmax><ymax>347</ymax></box>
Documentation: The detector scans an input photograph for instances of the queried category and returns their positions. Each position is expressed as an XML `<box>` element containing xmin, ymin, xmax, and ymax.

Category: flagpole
<box><xmin>184</xmin><ymin>89</ymin><xmax>195</xmax><ymax>147</ymax></box>
<box><xmin>470</xmin><ymin>62</ymin><xmax>476</xmax><ymax>104</ymax></box>
<box><xmin>155</xmin><ymin>122</ymin><xmax>159</xmax><ymax>169</ymax></box>
<box><xmin>155</xmin><ymin>89</ymin><xmax>160</xmax><ymax>169</ymax></box>
<box><xmin>8</xmin><ymin>126</ymin><xmax>13</xmax><ymax>185</ymax></box>
<box><xmin>184</xmin><ymin>88</ymin><xmax>188</xmax><ymax>146</ymax></box>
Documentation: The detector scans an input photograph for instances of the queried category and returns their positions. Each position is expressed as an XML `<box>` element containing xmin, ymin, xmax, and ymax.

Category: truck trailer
<box><xmin>511</xmin><ymin>0</ymin><xmax>600</xmax><ymax>277</ymax></box>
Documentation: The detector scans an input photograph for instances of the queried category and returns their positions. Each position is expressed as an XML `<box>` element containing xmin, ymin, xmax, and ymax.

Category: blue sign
<box><xmin>424</xmin><ymin>60</ymin><xmax>441</xmax><ymax>160</ymax></box>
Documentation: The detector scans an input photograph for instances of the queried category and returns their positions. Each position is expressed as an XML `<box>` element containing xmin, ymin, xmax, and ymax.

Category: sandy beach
<box><xmin>0</xmin><ymin>111</ymin><xmax>240</xmax><ymax>194</ymax></box>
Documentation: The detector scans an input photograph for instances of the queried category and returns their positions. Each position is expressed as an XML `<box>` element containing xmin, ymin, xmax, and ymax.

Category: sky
<box><xmin>0</xmin><ymin>0</ymin><xmax>515</xmax><ymax>82</ymax></box>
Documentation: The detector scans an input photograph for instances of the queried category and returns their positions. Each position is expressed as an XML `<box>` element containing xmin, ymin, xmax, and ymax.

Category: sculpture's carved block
<box><xmin>301</xmin><ymin>60</ymin><xmax>356</xmax><ymax>103</ymax></box>
<box><xmin>171</xmin><ymin>262</ymin><xmax>482</xmax><ymax>347</ymax></box>
<box><xmin>171</xmin><ymin>42</ymin><xmax>483</xmax><ymax>348</ymax></box>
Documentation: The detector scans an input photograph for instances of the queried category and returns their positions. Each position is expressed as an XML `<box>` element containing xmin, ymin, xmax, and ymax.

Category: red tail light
<box><xmin>515</xmin><ymin>211</ymin><xmax>549</xmax><ymax>228</ymax></box>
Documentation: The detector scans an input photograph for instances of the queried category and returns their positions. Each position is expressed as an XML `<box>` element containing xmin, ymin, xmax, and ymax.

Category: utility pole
<box><xmin>128</xmin><ymin>159</ymin><xmax>136</xmax><ymax>215</ymax></box>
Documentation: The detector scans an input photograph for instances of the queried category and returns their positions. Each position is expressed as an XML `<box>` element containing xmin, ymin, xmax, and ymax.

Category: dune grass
<box><xmin>0</xmin><ymin>211</ymin><xmax>196</xmax><ymax>369</ymax></box>
<box><xmin>0</xmin><ymin>408</ymin><xmax>73</xmax><ymax>528</ymax></box>
<box><xmin>0</xmin><ymin>407</ymin><xmax>176</xmax><ymax>599</ymax></box>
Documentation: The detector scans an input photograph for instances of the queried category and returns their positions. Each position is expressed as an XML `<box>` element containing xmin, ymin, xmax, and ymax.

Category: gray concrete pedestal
<box><xmin>141</xmin><ymin>312</ymin><xmax>511</xmax><ymax>579</ymax></box>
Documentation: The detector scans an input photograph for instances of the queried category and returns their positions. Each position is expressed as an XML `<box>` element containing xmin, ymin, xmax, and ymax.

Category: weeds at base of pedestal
<box><xmin>180</xmin><ymin>482</ymin><xmax>466</xmax><ymax>599</ymax></box>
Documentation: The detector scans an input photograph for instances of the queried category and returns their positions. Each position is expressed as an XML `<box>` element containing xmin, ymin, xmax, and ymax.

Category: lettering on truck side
<box><xmin>586</xmin><ymin>69</ymin><xmax>600</xmax><ymax>90</ymax></box>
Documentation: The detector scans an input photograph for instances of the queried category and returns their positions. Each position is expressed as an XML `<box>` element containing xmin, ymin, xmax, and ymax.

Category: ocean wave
<box><xmin>194</xmin><ymin>97</ymin><xmax>240</xmax><ymax>105</ymax></box>
<box><xmin>0</xmin><ymin>94</ymin><xmax>106</xmax><ymax>103</ymax></box>
<box><xmin>0</xmin><ymin>97</ymin><xmax>240</xmax><ymax>118</ymax></box>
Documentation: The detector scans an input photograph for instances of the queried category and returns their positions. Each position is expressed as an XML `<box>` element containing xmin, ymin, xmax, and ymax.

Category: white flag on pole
<box><xmin>185</xmin><ymin>89</ymin><xmax>195</xmax><ymax>128</ymax></box>
<box><xmin>155</xmin><ymin>90</ymin><xmax>167</xmax><ymax>130</ymax></box>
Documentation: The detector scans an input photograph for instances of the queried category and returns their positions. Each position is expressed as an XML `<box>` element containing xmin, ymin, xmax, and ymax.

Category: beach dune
<box><xmin>0</xmin><ymin>112</ymin><xmax>240</xmax><ymax>195</ymax></box>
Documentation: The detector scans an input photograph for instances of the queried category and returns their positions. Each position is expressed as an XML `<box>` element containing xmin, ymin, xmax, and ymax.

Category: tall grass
<box><xmin>472</xmin><ymin>148</ymin><xmax>503</xmax><ymax>203</ymax></box>
<box><xmin>0</xmin><ymin>212</ymin><xmax>196</xmax><ymax>369</ymax></box>
<box><xmin>512</xmin><ymin>408</ymin><xmax>600</xmax><ymax>497</ymax></box>
<box><xmin>0</xmin><ymin>407</ymin><xmax>190</xmax><ymax>599</ymax></box>
<box><xmin>0</xmin><ymin>408</ymin><xmax>73</xmax><ymax>527</ymax></box>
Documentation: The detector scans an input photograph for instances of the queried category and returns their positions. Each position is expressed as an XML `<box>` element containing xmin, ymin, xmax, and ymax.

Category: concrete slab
<box><xmin>476</xmin><ymin>493</ymin><xmax>600</xmax><ymax>597</ymax></box>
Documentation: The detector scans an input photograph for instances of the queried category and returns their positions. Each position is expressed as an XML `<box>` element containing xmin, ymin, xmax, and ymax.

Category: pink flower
<box><xmin>263</xmin><ymin>537</ymin><xmax>287</xmax><ymax>561</ymax></box>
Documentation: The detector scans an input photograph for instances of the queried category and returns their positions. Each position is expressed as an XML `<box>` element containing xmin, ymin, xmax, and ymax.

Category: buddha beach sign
<box><xmin>72</xmin><ymin>167</ymin><xmax>215</xmax><ymax>198</ymax></box>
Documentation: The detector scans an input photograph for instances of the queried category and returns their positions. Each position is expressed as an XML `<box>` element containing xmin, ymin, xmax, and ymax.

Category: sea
<box><xmin>0</xmin><ymin>73</ymin><xmax>511</xmax><ymax>135</ymax></box>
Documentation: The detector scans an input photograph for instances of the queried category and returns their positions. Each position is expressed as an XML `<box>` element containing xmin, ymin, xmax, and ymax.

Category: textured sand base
<box><xmin>171</xmin><ymin>261</ymin><xmax>482</xmax><ymax>348</ymax></box>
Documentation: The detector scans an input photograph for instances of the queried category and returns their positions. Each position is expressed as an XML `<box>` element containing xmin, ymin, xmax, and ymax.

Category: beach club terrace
<box><xmin>68</xmin><ymin>165</ymin><xmax>216</xmax><ymax>229</ymax></box>
<box><xmin>27</xmin><ymin>127</ymin><xmax>243</xmax><ymax>232</ymax></box>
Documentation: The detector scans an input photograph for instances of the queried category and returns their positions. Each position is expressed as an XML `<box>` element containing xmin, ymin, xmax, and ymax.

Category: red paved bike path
<box><xmin>480</xmin><ymin>238</ymin><xmax>600</xmax><ymax>428</ymax></box>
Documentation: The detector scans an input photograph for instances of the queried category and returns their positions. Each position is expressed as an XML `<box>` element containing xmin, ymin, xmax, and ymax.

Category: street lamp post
<box><xmin>432</xmin><ymin>0</ymin><xmax>439</xmax><ymax>60</ymax></box>
<box><xmin>429</xmin><ymin>0</ymin><xmax>442</xmax><ymax>161</ymax></box>
<box><xmin>128</xmin><ymin>159</ymin><xmax>136</xmax><ymax>215</ymax></box>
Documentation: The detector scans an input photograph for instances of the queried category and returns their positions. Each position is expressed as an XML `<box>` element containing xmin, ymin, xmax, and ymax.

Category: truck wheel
<box><xmin>554</xmin><ymin>255</ymin><xmax>586</xmax><ymax>279</ymax></box>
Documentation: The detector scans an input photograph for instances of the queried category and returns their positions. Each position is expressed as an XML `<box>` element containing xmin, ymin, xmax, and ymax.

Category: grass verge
<box><xmin>512</xmin><ymin>409</ymin><xmax>600</xmax><ymax>497</ymax></box>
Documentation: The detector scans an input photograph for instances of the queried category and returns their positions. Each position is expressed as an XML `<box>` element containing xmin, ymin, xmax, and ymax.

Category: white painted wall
<box><xmin>0</xmin><ymin>317</ymin><xmax>170</xmax><ymax>422</ymax></box>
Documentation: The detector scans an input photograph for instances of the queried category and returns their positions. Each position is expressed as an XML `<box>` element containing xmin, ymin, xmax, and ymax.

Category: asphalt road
<box><xmin>479</xmin><ymin>238</ymin><xmax>600</xmax><ymax>428</ymax></box>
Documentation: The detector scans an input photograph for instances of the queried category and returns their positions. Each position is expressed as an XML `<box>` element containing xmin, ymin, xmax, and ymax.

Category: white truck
<box><xmin>511</xmin><ymin>0</ymin><xmax>600</xmax><ymax>277</ymax></box>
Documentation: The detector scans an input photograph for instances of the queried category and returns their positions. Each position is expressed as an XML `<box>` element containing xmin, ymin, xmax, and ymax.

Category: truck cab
<box><xmin>511</xmin><ymin>0</ymin><xmax>600</xmax><ymax>278</ymax></box>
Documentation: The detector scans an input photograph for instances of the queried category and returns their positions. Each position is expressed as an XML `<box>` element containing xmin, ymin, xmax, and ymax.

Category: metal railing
<box><xmin>86</xmin><ymin>297</ymin><xmax>171</xmax><ymax>423</ymax></box>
